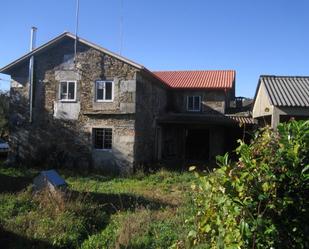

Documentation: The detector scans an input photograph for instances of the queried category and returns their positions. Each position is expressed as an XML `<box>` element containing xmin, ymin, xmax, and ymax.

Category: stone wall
<box><xmin>84</xmin><ymin>114</ymin><xmax>135</xmax><ymax>174</ymax></box>
<box><xmin>9</xmin><ymin>37</ymin><xmax>139</xmax><ymax>173</ymax></box>
<box><xmin>134</xmin><ymin>72</ymin><xmax>168</xmax><ymax>166</ymax></box>
<box><xmin>170</xmin><ymin>89</ymin><xmax>229</xmax><ymax>114</ymax></box>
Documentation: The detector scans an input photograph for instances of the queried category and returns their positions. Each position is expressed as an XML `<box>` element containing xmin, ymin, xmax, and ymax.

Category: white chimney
<box><xmin>30</xmin><ymin>27</ymin><xmax>37</xmax><ymax>51</ymax></box>
<box><xmin>29</xmin><ymin>27</ymin><xmax>37</xmax><ymax>123</ymax></box>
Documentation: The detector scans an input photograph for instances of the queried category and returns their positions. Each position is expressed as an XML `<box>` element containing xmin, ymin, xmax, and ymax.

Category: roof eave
<box><xmin>0</xmin><ymin>32</ymin><xmax>144</xmax><ymax>74</ymax></box>
<box><xmin>64</xmin><ymin>33</ymin><xmax>144</xmax><ymax>70</ymax></box>
<box><xmin>169</xmin><ymin>86</ymin><xmax>233</xmax><ymax>90</ymax></box>
<box><xmin>0</xmin><ymin>32</ymin><xmax>70</xmax><ymax>75</ymax></box>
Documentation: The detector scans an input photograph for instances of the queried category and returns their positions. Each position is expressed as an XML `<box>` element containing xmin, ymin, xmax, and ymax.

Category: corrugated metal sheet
<box><xmin>157</xmin><ymin>113</ymin><xmax>255</xmax><ymax>125</ymax></box>
<box><xmin>261</xmin><ymin>76</ymin><xmax>309</xmax><ymax>107</ymax></box>
<box><xmin>228</xmin><ymin>115</ymin><xmax>256</xmax><ymax>124</ymax></box>
<box><xmin>152</xmin><ymin>70</ymin><xmax>235</xmax><ymax>89</ymax></box>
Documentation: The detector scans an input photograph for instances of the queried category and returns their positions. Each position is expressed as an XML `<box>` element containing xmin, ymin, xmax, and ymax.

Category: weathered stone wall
<box><xmin>170</xmin><ymin>89</ymin><xmax>229</xmax><ymax>114</ymax></box>
<box><xmin>83</xmin><ymin>114</ymin><xmax>135</xmax><ymax>174</ymax></box>
<box><xmin>9</xmin><ymin>37</ymin><xmax>139</xmax><ymax>173</ymax></box>
<box><xmin>134</xmin><ymin>72</ymin><xmax>168</xmax><ymax>165</ymax></box>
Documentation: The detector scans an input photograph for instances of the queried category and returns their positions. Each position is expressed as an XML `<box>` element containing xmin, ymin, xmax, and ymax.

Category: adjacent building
<box><xmin>252</xmin><ymin>75</ymin><xmax>309</xmax><ymax>128</ymax></box>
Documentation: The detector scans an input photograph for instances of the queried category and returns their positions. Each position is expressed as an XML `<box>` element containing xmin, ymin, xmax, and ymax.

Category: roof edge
<box><xmin>153</xmin><ymin>70</ymin><xmax>235</xmax><ymax>89</ymax></box>
<box><xmin>260</xmin><ymin>74</ymin><xmax>309</xmax><ymax>79</ymax></box>
<box><xmin>252</xmin><ymin>75</ymin><xmax>274</xmax><ymax>111</ymax></box>
<box><xmin>0</xmin><ymin>32</ymin><xmax>144</xmax><ymax>74</ymax></box>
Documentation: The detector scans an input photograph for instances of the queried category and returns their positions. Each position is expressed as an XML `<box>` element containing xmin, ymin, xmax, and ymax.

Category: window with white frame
<box><xmin>93</xmin><ymin>128</ymin><xmax>112</xmax><ymax>150</ymax></box>
<box><xmin>95</xmin><ymin>81</ymin><xmax>113</xmax><ymax>102</ymax></box>
<box><xmin>60</xmin><ymin>81</ymin><xmax>76</xmax><ymax>101</ymax></box>
<box><xmin>187</xmin><ymin>96</ymin><xmax>201</xmax><ymax>112</ymax></box>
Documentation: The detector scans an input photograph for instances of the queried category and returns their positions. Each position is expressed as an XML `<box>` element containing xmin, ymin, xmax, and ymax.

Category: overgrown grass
<box><xmin>0</xmin><ymin>165</ymin><xmax>196</xmax><ymax>248</ymax></box>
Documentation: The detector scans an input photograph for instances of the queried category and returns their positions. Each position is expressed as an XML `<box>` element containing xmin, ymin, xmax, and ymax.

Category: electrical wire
<box><xmin>119</xmin><ymin>0</ymin><xmax>124</xmax><ymax>55</ymax></box>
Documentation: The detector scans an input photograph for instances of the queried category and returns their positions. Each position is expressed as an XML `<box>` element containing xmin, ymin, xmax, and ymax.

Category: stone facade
<box><xmin>134</xmin><ymin>72</ymin><xmax>168</xmax><ymax>165</ymax></box>
<box><xmin>8</xmin><ymin>37</ymin><xmax>144</xmax><ymax>174</ymax></box>
<box><xmin>170</xmin><ymin>89</ymin><xmax>231</xmax><ymax>114</ymax></box>
<box><xmin>157</xmin><ymin>85</ymin><xmax>238</xmax><ymax>165</ymax></box>
<box><xmin>4</xmin><ymin>33</ymin><xmax>241</xmax><ymax>174</ymax></box>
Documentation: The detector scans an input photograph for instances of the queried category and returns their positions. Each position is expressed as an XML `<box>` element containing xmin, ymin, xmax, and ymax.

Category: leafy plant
<box><xmin>0</xmin><ymin>90</ymin><xmax>9</xmax><ymax>138</ymax></box>
<box><xmin>190</xmin><ymin>120</ymin><xmax>309</xmax><ymax>248</ymax></box>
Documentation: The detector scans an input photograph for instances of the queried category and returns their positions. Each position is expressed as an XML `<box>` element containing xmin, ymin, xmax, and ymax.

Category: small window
<box><xmin>187</xmin><ymin>96</ymin><xmax>201</xmax><ymax>112</ymax></box>
<box><xmin>63</xmin><ymin>54</ymin><xmax>74</xmax><ymax>62</ymax></box>
<box><xmin>60</xmin><ymin>81</ymin><xmax>76</xmax><ymax>101</ymax></box>
<box><xmin>95</xmin><ymin>81</ymin><xmax>113</xmax><ymax>102</ymax></box>
<box><xmin>93</xmin><ymin>128</ymin><xmax>112</xmax><ymax>150</ymax></box>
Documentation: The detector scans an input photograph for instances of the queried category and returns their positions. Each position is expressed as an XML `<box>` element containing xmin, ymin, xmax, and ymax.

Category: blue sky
<box><xmin>1</xmin><ymin>0</ymin><xmax>309</xmax><ymax>97</ymax></box>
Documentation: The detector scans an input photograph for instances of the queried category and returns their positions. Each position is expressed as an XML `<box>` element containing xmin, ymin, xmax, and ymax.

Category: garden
<box><xmin>0</xmin><ymin>120</ymin><xmax>308</xmax><ymax>248</ymax></box>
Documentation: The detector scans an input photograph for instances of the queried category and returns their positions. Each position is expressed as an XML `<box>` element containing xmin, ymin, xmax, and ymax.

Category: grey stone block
<box><xmin>120</xmin><ymin>103</ymin><xmax>135</xmax><ymax>113</ymax></box>
<box><xmin>53</xmin><ymin>101</ymin><xmax>81</xmax><ymax>120</ymax></box>
<box><xmin>120</xmin><ymin>80</ymin><xmax>136</xmax><ymax>92</ymax></box>
<box><xmin>55</xmin><ymin>70</ymin><xmax>81</xmax><ymax>81</ymax></box>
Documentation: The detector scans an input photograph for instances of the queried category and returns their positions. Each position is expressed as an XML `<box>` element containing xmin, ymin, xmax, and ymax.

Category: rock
<box><xmin>33</xmin><ymin>170</ymin><xmax>67</xmax><ymax>192</ymax></box>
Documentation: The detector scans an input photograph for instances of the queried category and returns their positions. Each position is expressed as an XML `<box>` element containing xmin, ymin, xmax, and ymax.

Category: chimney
<box><xmin>29</xmin><ymin>27</ymin><xmax>37</xmax><ymax>51</ymax></box>
<box><xmin>29</xmin><ymin>27</ymin><xmax>37</xmax><ymax>123</ymax></box>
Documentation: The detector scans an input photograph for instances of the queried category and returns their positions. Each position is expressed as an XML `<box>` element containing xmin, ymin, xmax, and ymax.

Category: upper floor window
<box><xmin>60</xmin><ymin>81</ymin><xmax>76</xmax><ymax>101</ymax></box>
<box><xmin>187</xmin><ymin>96</ymin><xmax>201</xmax><ymax>112</ymax></box>
<box><xmin>95</xmin><ymin>81</ymin><xmax>113</xmax><ymax>102</ymax></box>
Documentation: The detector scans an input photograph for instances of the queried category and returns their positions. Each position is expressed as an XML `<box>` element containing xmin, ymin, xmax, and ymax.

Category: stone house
<box><xmin>252</xmin><ymin>75</ymin><xmax>309</xmax><ymax>128</ymax></box>
<box><xmin>0</xmin><ymin>32</ymin><xmax>254</xmax><ymax>173</ymax></box>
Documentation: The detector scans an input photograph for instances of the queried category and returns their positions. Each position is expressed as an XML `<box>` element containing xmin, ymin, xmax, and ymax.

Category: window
<box><xmin>60</xmin><ymin>81</ymin><xmax>76</xmax><ymax>101</ymax></box>
<box><xmin>93</xmin><ymin>128</ymin><xmax>112</xmax><ymax>150</ymax></box>
<box><xmin>187</xmin><ymin>96</ymin><xmax>201</xmax><ymax>112</ymax></box>
<box><xmin>63</xmin><ymin>54</ymin><xmax>74</xmax><ymax>62</ymax></box>
<box><xmin>95</xmin><ymin>81</ymin><xmax>113</xmax><ymax>102</ymax></box>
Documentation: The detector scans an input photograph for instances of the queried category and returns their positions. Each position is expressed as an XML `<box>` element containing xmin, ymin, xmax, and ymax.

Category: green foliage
<box><xmin>0</xmin><ymin>166</ymin><xmax>195</xmax><ymax>248</ymax></box>
<box><xmin>0</xmin><ymin>187</ymin><xmax>107</xmax><ymax>248</ymax></box>
<box><xmin>190</xmin><ymin>120</ymin><xmax>309</xmax><ymax>248</ymax></box>
<box><xmin>0</xmin><ymin>91</ymin><xmax>9</xmax><ymax>138</ymax></box>
<box><xmin>124</xmin><ymin>211</ymin><xmax>187</xmax><ymax>249</ymax></box>
<box><xmin>81</xmin><ymin>217</ymin><xmax>119</xmax><ymax>249</ymax></box>
<box><xmin>0</xmin><ymin>188</ymin><xmax>35</xmax><ymax>220</ymax></box>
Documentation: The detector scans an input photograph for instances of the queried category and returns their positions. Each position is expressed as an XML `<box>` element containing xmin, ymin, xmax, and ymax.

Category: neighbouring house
<box><xmin>0</xmin><ymin>32</ymin><xmax>254</xmax><ymax>173</ymax></box>
<box><xmin>252</xmin><ymin>75</ymin><xmax>309</xmax><ymax>128</ymax></box>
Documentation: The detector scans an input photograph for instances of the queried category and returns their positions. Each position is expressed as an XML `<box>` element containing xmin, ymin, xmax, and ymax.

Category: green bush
<box><xmin>189</xmin><ymin>120</ymin><xmax>309</xmax><ymax>248</ymax></box>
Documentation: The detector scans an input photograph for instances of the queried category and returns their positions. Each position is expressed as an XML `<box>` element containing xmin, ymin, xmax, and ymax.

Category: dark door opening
<box><xmin>185</xmin><ymin>129</ymin><xmax>210</xmax><ymax>161</ymax></box>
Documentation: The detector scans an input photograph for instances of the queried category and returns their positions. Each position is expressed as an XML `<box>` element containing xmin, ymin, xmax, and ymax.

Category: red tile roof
<box><xmin>152</xmin><ymin>70</ymin><xmax>235</xmax><ymax>89</ymax></box>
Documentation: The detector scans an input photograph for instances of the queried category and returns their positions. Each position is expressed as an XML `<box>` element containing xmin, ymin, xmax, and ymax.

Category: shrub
<box><xmin>189</xmin><ymin>120</ymin><xmax>309</xmax><ymax>248</ymax></box>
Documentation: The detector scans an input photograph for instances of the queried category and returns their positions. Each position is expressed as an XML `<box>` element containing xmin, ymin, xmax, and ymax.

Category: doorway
<box><xmin>185</xmin><ymin>129</ymin><xmax>210</xmax><ymax>161</ymax></box>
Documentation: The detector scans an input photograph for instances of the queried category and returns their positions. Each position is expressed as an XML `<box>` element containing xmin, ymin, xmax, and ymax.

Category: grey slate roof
<box><xmin>261</xmin><ymin>75</ymin><xmax>309</xmax><ymax>107</ymax></box>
